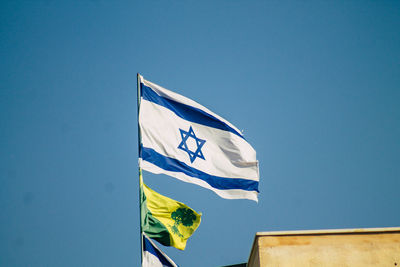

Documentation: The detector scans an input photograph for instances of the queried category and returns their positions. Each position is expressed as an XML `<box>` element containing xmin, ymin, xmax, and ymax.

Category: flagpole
<box><xmin>137</xmin><ymin>73</ymin><xmax>143</xmax><ymax>265</ymax></box>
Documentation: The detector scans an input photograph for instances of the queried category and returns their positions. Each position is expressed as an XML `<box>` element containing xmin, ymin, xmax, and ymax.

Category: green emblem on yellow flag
<box><xmin>140</xmin><ymin>176</ymin><xmax>201</xmax><ymax>250</ymax></box>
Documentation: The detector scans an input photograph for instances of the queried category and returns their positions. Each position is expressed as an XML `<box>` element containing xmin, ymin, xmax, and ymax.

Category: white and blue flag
<box><xmin>142</xmin><ymin>234</ymin><xmax>178</xmax><ymax>267</ymax></box>
<box><xmin>138</xmin><ymin>75</ymin><xmax>260</xmax><ymax>201</ymax></box>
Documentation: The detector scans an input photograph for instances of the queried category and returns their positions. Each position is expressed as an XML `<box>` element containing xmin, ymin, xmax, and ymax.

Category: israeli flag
<box><xmin>142</xmin><ymin>234</ymin><xmax>178</xmax><ymax>267</ymax></box>
<box><xmin>138</xmin><ymin>75</ymin><xmax>260</xmax><ymax>201</ymax></box>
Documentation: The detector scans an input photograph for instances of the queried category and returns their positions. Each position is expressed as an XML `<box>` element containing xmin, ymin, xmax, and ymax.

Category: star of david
<box><xmin>177</xmin><ymin>126</ymin><xmax>206</xmax><ymax>163</ymax></box>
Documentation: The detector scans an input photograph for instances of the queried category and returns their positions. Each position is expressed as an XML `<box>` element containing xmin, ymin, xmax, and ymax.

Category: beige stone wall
<box><xmin>248</xmin><ymin>228</ymin><xmax>400</xmax><ymax>267</ymax></box>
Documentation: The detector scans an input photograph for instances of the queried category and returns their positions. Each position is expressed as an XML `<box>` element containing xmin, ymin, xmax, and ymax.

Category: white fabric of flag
<box><xmin>138</xmin><ymin>75</ymin><xmax>260</xmax><ymax>201</ymax></box>
<box><xmin>142</xmin><ymin>234</ymin><xmax>178</xmax><ymax>267</ymax></box>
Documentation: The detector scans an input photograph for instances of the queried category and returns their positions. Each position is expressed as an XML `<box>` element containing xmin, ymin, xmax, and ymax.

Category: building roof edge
<box><xmin>255</xmin><ymin>227</ymin><xmax>400</xmax><ymax>237</ymax></box>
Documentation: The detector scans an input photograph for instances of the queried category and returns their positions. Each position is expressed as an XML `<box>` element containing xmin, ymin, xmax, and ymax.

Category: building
<box><xmin>247</xmin><ymin>227</ymin><xmax>400</xmax><ymax>266</ymax></box>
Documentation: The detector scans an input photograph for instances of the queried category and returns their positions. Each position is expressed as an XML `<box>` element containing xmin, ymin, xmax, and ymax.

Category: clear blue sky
<box><xmin>1</xmin><ymin>1</ymin><xmax>399</xmax><ymax>266</ymax></box>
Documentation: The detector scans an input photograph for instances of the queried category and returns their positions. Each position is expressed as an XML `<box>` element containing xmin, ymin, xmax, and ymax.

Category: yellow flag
<box><xmin>140</xmin><ymin>177</ymin><xmax>201</xmax><ymax>250</ymax></box>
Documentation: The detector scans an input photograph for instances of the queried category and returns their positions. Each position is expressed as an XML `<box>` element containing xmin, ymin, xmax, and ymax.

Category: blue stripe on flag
<box><xmin>141</xmin><ymin>147</ymin><xmax>259</xmax><ymax>192</ymax></box>
<box><xmin>141</xmin><ymin>83</ymin><xmax>244</xmax><ymax>139</ymax></box>
<box><xmin>143</xmin><ymin>235</ymin><xmax>176</xmax><ymax>267</ymax></box>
